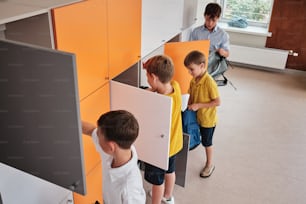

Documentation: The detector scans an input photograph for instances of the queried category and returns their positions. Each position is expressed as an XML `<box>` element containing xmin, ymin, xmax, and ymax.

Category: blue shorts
<box><xmin>144</xmin><ymin>155</ymin><xmax>177</xmax><ymax>185</ymax></box>
<box><xmin>200</xmin><ymin>126</ymin><xmax>215</xmax><ymax>147</ymax></box>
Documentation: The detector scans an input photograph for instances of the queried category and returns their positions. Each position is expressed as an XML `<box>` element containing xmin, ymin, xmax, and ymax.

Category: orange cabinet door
<box><xmin>164</xmin><ymin>40</ymin><xmax>210</xmax><ymax>94</ymax></box>
<box><xmin>73</xmin><ymin>162</ymin><xmax>103</xmax><ymax>204</ymax></box>
<box><xmin>75</xmin><ymin>84</ymin><xmax>110</xmax><ymax>204</ymax></box>
<box><xmin>52</xmin><ymin>0</ymin><xmax>108</xmax><ymax>100</ymax></box>
<box><xmin>107</xmin><ymin>0</ymin><xmax>141</xmax><ymax>79</ymax></box>
<box><xmin>80</xmin><ymin>83</ymin><xmax>110</xmax><ymax>174</ymax></box>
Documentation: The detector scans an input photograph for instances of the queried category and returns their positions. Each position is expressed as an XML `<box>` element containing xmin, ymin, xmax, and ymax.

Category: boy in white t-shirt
<box><xmin>82</xmin><ymin>110</ymin><xmax>146</xmax><ymax>204</ymax></box>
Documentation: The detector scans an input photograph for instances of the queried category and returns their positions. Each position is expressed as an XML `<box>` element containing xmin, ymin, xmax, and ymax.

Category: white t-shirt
<box><xmin>92</xmin><ymin>128</ymin><xmax>146</xmax><ymax>204</ymax></box>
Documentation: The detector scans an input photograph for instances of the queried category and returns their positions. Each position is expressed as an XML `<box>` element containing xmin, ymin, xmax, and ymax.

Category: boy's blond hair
<box><xmin>143</xmin><ymin>55</ymin><xmax>174</xmax><ymax>83</ymax></box>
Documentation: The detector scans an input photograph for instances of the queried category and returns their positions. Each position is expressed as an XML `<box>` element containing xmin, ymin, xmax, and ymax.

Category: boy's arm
<box><xmin>188</xmin><ymin>97</ymin><xmax>221</xmax><ymax>111</ymax></box>
<box><xmin>81</xmin><ymin>121</ymin><xmax>96</xmax><ymax>136</ymax></box>
<box><xmin>218</xmin><ymin>31</ymin><xmax>230</xmax><ymax>58</ymax></box>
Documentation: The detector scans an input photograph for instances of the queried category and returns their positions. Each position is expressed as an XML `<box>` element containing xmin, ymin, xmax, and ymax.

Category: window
<box><xmin>218</xmin><ymin>0</ymin><xmax>274</xmax><ymax>28</ymax></box>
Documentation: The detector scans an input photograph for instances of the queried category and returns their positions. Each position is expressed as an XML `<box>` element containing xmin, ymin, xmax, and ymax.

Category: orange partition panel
<box><xmin>52</xmin><ymin>0</ymin><xmax>108</xmax><ymax>100</ymax></box>
<box><xmin>164</xmin><ymin>40</ymin><xmax>210</xmax><ymax>94</ymax></box>
<box><xmin>107</xmin><ymin>0</ymin><xmax>141</xmax><ymax>79</ymax></box>
<box><xmin>80</xmin><ymin>83</ymin><xmax>110</xmax><ymax>174</ymax></box>
<box><xmin>73</xmin><ymin>162</ymin><xmax>103</xmax><ymax>204</ymax></box>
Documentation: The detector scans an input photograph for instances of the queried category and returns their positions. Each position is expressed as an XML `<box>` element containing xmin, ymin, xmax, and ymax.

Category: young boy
<box><xmin>143</xmin><ymin>55</ymin><xmax>183</xmax><ymax>204</ymax></box>
<box><xmin>184</xmin><ymin>50</ymin><xmax>221</xmax><ymax>178</ymax></box>
<box><xmin>82</xmin><ymin>110</ymin><xmax>146</xmax><ymax>204</ymax></box>
<box><xmin>190</xmin><ymin>2</ymin><xmax>230</xmax><ymax>58</ymax></box>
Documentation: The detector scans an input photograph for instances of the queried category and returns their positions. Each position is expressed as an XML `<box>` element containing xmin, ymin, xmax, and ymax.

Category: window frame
<box><xmin>217</xmin><ymin>0</ymin><xmax>274</xmax><ymax>28</ymax></box>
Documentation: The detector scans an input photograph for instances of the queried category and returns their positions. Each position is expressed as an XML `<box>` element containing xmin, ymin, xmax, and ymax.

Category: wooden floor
<box><xmin>144</xmin><ymin>66</ymin><xmax>306</xmax><ymax>204</ymax></box>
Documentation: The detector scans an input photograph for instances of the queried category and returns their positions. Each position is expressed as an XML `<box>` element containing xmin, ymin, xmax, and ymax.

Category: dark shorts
<box><xmin>200</xmin><ymin>126</ymin><xmax>215</xmax><ymax>147</ymax></box>
<box><xmin>144</xmin><ymin>155</ymin><xmax>177</xmax><ymax>185</ymax></box>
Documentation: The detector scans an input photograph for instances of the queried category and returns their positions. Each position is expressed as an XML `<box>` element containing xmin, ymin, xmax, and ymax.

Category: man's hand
<box><xmin>217</xmin><ymin>48</ymin><xmax>229</xmax><ymax>58</ymax></box>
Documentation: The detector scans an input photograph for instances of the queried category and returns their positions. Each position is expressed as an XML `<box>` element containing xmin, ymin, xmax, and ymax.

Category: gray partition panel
<box><xmin>113</xmin><ymin>62</ymin><xmax>139</xmax><ymax>87</ymax></box>
<box><xmin>0</xmin><ymin>39</ymin><xmax>86</xmax><ymax>195</ymax></box>
<box><xmin>175</xmin><ymin>133</ymin><xmax>190</xmax><ymax>187</ymax></box>
<box><xmin>5</xmin><ymin>13</ymin><xmax>53</xmax><ymax>48</ymax></box>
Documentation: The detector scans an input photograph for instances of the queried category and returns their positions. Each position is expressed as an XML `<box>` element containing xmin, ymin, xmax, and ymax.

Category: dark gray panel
<box><xmin>0</xmin><ymin>39</ymin><xmax>86</xmax><ymax>195</ymax></box>
<box><xmin>113</xmin><ymin>62</ymin><xmax>139</xmax><ymax>87</ymax></box>
<box><xmin>175</xmin><ymin>133</ymin><xmax>190</xmax><ymax>187</ymax></box>
<box><xmin>5</xmin><ymin>13</ymin><xmax>53</xmax><ymax>48</ymax></box>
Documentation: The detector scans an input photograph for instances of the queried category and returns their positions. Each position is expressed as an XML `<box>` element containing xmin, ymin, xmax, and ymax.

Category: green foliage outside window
<box><xmin>223</xmin><ymin>0</ymin><xmax>272</xmax><ymax>23</ymax></box>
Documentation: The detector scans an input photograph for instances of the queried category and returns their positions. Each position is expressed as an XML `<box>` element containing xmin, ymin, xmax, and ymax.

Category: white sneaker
<box><xmin>162</xmin><ymin>196</ymin><xmax>175</xmax><ymax>204</ymax></box>
<box><xmin>148</xmin><ymin>190</ymin><xmax>175</xmax><ymax>204</ymax></box>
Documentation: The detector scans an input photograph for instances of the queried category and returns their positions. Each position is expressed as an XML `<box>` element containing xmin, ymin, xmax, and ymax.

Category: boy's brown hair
<box><xmin>143</xmin><ymin>55</ymin><xmax>174</xmax><ymax>83</ymax></box>
<box><xmin>204</xmin><ymin>3</ymin><xmax>222</xmax><ymax>19</ymax></box>
<box><xmin>97</xmin><ymin>110</ymin><xmax>139</xmax><ymax>149</ymax></box>
<box><xmin>184</xmin><ymin>50</ymin><xmax>206</xmax><ymax>67</ymax></box>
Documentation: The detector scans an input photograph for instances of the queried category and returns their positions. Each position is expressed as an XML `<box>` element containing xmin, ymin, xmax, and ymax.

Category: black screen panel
<box><xmin>0</xmin><ymin>39</ymin><xmax>86</xmax><ymax>195</ymax></box>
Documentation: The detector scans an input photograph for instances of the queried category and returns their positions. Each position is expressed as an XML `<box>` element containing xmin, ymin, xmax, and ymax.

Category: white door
<box><xmin>110</xmin><ymin>80</ymin><xmax>172</xmax><ymax>170</ymax></box>
<box><xmin>182</xmin><ymin>0</ymin><xmax>198</xmax><ymax>29</ymax></box>
<box><xmin>141</xmin><ymin>0</ymin><xmax>184</xmax><ymax>57</ymax></box>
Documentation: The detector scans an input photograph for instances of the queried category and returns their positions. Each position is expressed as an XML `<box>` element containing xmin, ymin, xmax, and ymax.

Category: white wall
<box><xmin>226</xmin><ymin>31</ymin><xmax>267</xmax><ymax>47</ymax></box>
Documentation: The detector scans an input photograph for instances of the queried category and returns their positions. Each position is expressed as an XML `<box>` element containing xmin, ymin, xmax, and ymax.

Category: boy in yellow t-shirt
<box><xmin>143</xmin><ymin>55</ymin><xmax>183</xmax><ymax>204</ymax></box>
<box><xmin>184</xmin><ymin>50</ymin><xmax>221</xmax><ymax>178</ymax></box>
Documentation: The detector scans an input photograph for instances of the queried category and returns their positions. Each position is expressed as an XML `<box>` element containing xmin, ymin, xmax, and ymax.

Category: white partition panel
<box><xmin>110</xmin><ymin>80</ymin><xmax>172</xmax><ymax>170</ymax></box>
<box><xmin>0</xmin><ymin>163</ymin><xmax>73</xmax><ymax>204</ymax></box>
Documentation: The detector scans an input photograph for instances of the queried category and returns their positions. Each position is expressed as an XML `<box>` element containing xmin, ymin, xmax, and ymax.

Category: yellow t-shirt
<box><xmin>188</xmin><ymin>72</ymin><xmax>219</xmax><ymax>127</ymax></box>
<box><xmin>167</xmin><ymin>80</ymin><xmax>183</xmax><ymax>157</ymax></box>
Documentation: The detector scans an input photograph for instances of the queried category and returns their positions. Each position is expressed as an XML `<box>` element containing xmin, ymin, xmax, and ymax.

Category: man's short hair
<box><xmin>204</xmin><ymin>3</ymin><xmax>222</xmax><ymax>19</ymax></box>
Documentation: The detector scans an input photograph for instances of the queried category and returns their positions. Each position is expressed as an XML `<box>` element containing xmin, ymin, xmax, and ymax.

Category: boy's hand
<box><xmin>81</xmin><ymin>120</ymin><xmax>96</xmax><ymax>136</ymax></box>
<box><xmin>188</xmin><ymin>103</ymin><xmax>199</xmax><ymax>111</ymax></box>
